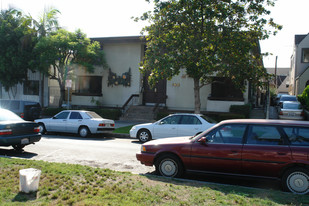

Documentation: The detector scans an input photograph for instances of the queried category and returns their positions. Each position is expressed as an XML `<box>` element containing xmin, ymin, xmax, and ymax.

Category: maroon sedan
<box><xmin>136</xmin><ymin>119</ymin><xmax>309</xmax><ymax>194</ymax></box>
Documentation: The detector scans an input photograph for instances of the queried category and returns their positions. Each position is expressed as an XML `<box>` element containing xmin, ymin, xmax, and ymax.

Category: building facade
<box><xmin>290</xmin><ymin>34</ymin><xmax>309</xmax><ymax>95</ymax></box>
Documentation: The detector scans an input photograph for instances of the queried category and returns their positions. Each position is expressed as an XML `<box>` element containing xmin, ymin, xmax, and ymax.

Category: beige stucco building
<box><xmin>1</xmin><ymin>36</ymin><xmax>252</xmax><ymax>113</ymax></box>
<box><xmin>290</xmin><ymin>34</ymin><xmax>309</xmax><ymax>95</ymax></box>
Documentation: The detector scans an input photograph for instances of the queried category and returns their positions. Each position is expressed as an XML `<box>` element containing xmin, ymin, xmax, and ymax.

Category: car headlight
<box><xmin>131</xmin><ymin>126</ymin><xmax>136</xmax><ymax>131</ymax></box>
<box><xmin>141</xmin><ymin>145</ymin><xmax>146</xmax><ymax>152</ymax></box>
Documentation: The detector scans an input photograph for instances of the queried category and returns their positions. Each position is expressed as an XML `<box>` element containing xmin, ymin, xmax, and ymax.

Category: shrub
<box><xmin>298</xmin><ymin>85</ymin><xmax>309</xmax><ymax>110</ymax></box>
<box><xmin>229</xmin><ymin>104</ymin><xmax>251</xmax><ymax>118</ymax></box>
<box><xmin>206</xmin><ymin>113</ymin><xmax>245</xmax><ymax>122</ymax></box>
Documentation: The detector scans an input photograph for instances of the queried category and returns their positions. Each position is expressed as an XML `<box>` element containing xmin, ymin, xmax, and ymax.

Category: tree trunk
<box><xmin>193</xmin><ymin>77</ymin><xmax>201</xmax><ymax>114</ymax></box>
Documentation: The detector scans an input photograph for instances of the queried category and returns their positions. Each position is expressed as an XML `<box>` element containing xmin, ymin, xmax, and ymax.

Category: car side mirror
<box><xmin>52</xmin><ymin>116</ymin><xmax>57</xmax><ymax>119</ymax></box>
<box><xmin>198</xmin><ymin>136</ymin><xmax>208</xmax><ymax>145</ymax></box>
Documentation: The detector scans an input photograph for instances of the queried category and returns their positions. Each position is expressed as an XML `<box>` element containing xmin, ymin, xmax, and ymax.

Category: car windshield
<box><xmin>283</xmin><ymin>103</ymin><xmax>302</xmax><ymax>110</ymax></box>
<box><xmin>201</xmin><ymin>115</ymin><xmax>217</xmax><ymax>123</ymax></box>
<box><xmin>86</xmin><ymin>111</ymin><xmax>102</xmax><ymax>119</ymax></box>
<box><xmin>0</xmin><ymin>109</ymin><xmax>23</xmax><ymax>121</ymax></box>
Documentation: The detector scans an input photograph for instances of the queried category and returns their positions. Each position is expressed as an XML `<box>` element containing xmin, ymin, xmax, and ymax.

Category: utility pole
<box><xmin>275</xmin><ymin>56</ymin><xmax>278</xmax><ymax>90</ymax></box>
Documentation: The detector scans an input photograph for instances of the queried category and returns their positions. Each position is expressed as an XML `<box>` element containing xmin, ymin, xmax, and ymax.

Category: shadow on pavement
<box><xmin>0</xmin><ymin>148</ymin><xmax>38</xmax><ymax>158</ymax></box>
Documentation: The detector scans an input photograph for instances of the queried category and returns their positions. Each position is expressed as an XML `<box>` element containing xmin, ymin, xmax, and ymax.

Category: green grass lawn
<box><xmin>113</xmin><ymin>125</ymin><xmax>133</xmax><ymax>134</ymax></box>
<box><xmin>0</xmin><ymin>157</ymin><xmax>308</xmax><ymax>205</ymax></box>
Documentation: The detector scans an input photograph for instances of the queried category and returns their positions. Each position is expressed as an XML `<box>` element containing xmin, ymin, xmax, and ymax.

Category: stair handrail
<box><xmin>122</xmin><ymin>94</ymin><xmax>139</xmax><ymax>114</ymax></box>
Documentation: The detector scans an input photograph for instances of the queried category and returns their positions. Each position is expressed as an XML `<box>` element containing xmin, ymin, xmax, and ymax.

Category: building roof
<box><xmin>91</xmin><ymin>36</ymin><xmax>146</xmax><ymax>45</ymax></box>
<box><xmin>295</xmin><ymin>34</ymin><xmax>308</xmax><ymax>45</ymax></box>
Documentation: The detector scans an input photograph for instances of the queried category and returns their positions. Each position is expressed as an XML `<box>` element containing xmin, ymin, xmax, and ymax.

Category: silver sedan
<box><xmin>35</xmin><ymin>110</ymin><xmax>115</xmax><ymax>137</ymax></box>
<box><xmin>278</xmin><ymin>101</ymin><xmax>304</xmax><ymax>120</ymax></box>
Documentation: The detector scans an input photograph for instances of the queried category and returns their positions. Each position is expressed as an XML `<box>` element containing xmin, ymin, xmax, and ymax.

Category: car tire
<box><xmin>38</xmin><ymin>123</ymin><xmax>46</xmax><ymax>134</ymax></box>
<box><xmin>13</xmin><ymin>144</ymin><xmax>25</xmax><ymax>151</ymax></box>
<box><xmin>137</xmin><ymin>129</ymin><xmax>152</xmax><ymax>143</ymax></box>
<box><xmin>155</xmin><ymin>154</ymin><xmax>183</xmax><ymax>178</ymax></box>
<box><xmin>79</xmin><ymin>126</ymin><xmax>90</xmax><ymax>138</ymax></box>
<box><xmin>282</xmin><ymin>167</ymin><xmax>309</xmax><ymax>194</ymax></box>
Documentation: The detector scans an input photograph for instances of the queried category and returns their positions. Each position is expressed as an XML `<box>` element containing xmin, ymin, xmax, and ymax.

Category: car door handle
<box><xmin>231</xmin><ymin>150</ymin><xmax>238</xmax><ymax>154</ymax></box>
<box><xmin>277</xmin><ymin>152</ymin><xmax>287</xmax><ymax>156</ymax></box>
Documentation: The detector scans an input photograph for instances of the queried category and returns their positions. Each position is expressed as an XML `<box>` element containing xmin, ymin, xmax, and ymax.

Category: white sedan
<box><xmin>35</xmin><ymin>110</ymin><xmax>115</xmax><ymax>137</ymax></box>
<box><xmin>130</xmin><ymin>113</ymin><xmax>216</xmax><ymax>142</ymax></box>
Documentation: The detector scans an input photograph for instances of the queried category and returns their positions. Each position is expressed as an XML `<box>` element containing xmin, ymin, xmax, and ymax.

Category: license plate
<box><xmin>288</xmin><ymin>113</ymin><xmax>295</xmax><ymax>116</ymax></box>
<box><xmin>21</xmin><ymin>138</ymin><xmax>29</xmax><ymax>145</ymax></box>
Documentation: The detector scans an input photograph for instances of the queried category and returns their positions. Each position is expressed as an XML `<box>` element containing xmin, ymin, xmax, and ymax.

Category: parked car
<box><xmin>276</xmin><ymin>94</ymin><xmax>298</xmax><ymax>107</ymax></box>
<box><xmin>130</xmin><ymin>113</ymin><xmax>216</xmax><ymax>143</ymax></box>
<box><xmin>136</xmin><ymin>119</ymin><xmax>309</xmax><ymax>194</ymax></box>
<box><xmin>0</xmin><ymin>100</ymin><xmax>41</xmax><ymax>121</ymax></box>
<box><xmin>0</xmin><ymin>108</ymin><xmax>41</xmax><ymax>151</ymax></box>
<box><xmin>278</xmin><ymin>101</ymin><xmax>304</xmax><ymax>120</ymax></box>
<box><xmin>35</xmin><ymin>110</ymin><xmax>115</xmax><ymax>137</ymax></box>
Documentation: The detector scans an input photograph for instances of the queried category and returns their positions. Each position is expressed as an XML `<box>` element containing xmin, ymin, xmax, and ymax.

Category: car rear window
<box><xmin>282</xmin><ymin>127</ymin><xmax>309</xmax><ymax>146</ymax></box>
<box><xmin>282</xmin><ymin>103</ymin><xmax>302</xmax><ymax>109</ymax></box>
<box><xmin>280</xmin><ymin>96</ymin><xmax>297</xmax><ymax>102</ymax></box>
<box><xmin>201</xmin><ymin>115</ymin><xmax>217</xmax><ymax>123</ymax></box>
<box><xmin>85</xmin><ymin>111</ymin><xmax>102</xmax><ymax>119</ymax></box>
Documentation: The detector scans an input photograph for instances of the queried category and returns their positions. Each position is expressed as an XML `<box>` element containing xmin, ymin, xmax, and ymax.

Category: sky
<box><xmin>1</xmin><ymin>0</ymin><xmax>309</xmax><ymax>69</ymax></box>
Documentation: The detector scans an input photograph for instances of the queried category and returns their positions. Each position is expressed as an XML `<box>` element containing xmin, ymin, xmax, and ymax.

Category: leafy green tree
<box><xmin>138</xmin><ymin>0</ymin><xmax>282</xmax><ymax>113</ymax></box>
<box><xmin>0</xmin><ymin>8</ymin><xmax>37</xmax><ymax>97</ymax></box>
<box><xmin>34</xmin><ymin>29</ymin><xmax>107</xmax><ymax>107</ymax></box>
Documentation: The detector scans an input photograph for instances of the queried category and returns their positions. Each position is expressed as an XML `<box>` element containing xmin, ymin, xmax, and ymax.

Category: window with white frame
<box><xmin>302</xmin><ymin>48</ymin><xmax>309</xmax><ymax>63</ymax></box>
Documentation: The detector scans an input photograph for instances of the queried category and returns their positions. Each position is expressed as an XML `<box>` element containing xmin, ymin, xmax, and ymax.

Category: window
<box><xmin>55</xmin><ymin>111</ymin><xmax>70</xmax><ymax>119</ymax></box>
<box><xmin>209</xmin><ymin>77</ymin><xmax>243</xmax><ymax>101</ymax></box>
<box><xmin>246</xmin><ymin>125</ymin><xmax>283</xmax><ymax>145</ymax></box>
<box><xmin>283</xmin><ymin>127</ymin><xmax>309</xmax><ymax>146</ymax></box>
<box><xmin>180</xmin><ymin>115</ymin><xmax>201</xmax><ymax>124</ymax></box>
<box><xmin>23</xmin><ymin>80</ymin><xmax>39</xmax><ymax>95</ymax></box>
<box><xmin>302</xmin><ymin>48</ymin><xmax>309</xmax><ymax>63</ymax></box>
<box><xmin>161</xmin><ymin>115</ymin><xmax>181</xmax><ymax>125</ymax></box>
<box><xmin>206</xmin><ymin>124</ymin><xmax>246</xmax><ymax>144</ymax></box>
<box><xmin>74</xmin><ymin>76</ymin><xmax>102</xmax><ymax>96</ymax></box>
<box><xmin>69</xmin><ymin>112</ymin><xmax>83</xmax><ymax>119</ymax></box>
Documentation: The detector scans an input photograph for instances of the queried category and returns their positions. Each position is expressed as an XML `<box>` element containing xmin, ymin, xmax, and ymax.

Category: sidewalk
<box><xmin>249</xmin><ymin>106</ymin><xmax>278</xmax><ymax>119</ymax></box>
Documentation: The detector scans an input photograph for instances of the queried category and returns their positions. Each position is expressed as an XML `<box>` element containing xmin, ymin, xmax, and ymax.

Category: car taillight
<box><xmin>34</xmin><ymin>126</ymin><xmax>40</xmax><ymax>133</ymax></box>
<box><xmin>99</xmin><ymin>123</ymin><xmax>106</xmax><ymax>127</ymax></box>
<box><xmin>301</xmin><ymin>111</ymin><xmax>304</xmax><ymax>116</ymax></box>
<box><xmin>20</xmin><ymin>113</ymin><xmax>24</xmax><ymax>119</ymax></box>
<box><xmin>0</xmin><ymin>129</ymin><xmax>12</xmax><ymax>135</ymax></box>
<box><xmin>111</xmin><ymin>124</ymin><xmax>115</xmax><ymax>127</ymax></box>
<box><xmin>279</xmin><ymin>111</ymin><xmax>283</xmax><ymax>115</ymax></box>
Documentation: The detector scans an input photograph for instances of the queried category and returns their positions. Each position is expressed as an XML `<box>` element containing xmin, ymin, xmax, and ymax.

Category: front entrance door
<box><xmin>142</xmin><ymin>72</ymin><xmax>167</xmax><ymax>105</ymax></box>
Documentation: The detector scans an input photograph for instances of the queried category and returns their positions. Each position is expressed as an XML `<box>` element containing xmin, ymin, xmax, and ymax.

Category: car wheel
<box><xmin>79</xmin><ymin>126</ymin><xmax>90</xmax><ymax>138</ymax></box>
<box><xmin>282</xmin><ymin>167</ymin><xmax>309</xmax><ymax>194</ymax></box>
<box><xmin>137</xmin><ymin>129</ymin><xmax>152</xmax><ymax>143</ymax></box>
<box><xmin>13</xmin><ymin>144</ymin><xmax>25</xmax><ymax>151</ymax></box>
<box><xmin>155</xmin><ymin>154</ymin><xmax>183</xmax><ymax>178</ymax></box>
<box><xmin>38</xmin><ymin>123</ymin><xmax>46</xmax><ymax>134</ymax></box>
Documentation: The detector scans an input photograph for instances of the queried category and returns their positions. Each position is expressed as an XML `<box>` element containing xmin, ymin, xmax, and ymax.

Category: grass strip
<box><xmin>0</xmin><ymin>157</ymin><xmax>308</xmax><ymax>205</ymax></box>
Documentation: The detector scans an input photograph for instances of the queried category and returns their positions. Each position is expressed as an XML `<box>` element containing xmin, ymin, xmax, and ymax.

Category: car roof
<box><xmin>219</xmin><ymin>119</ymin><xmax>309</xmax><ymax>126</ymax></box>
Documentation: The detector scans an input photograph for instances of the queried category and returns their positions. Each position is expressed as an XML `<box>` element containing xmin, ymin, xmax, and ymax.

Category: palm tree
<box><xmin>28</xmin><ymin>7</ymin><xmax>61</xmax><ymax>38</ymax></box>
<box><xmin>27</xmin><ymin>7</ymin><xmax>61</xmax><ymax>107</ymax></box>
